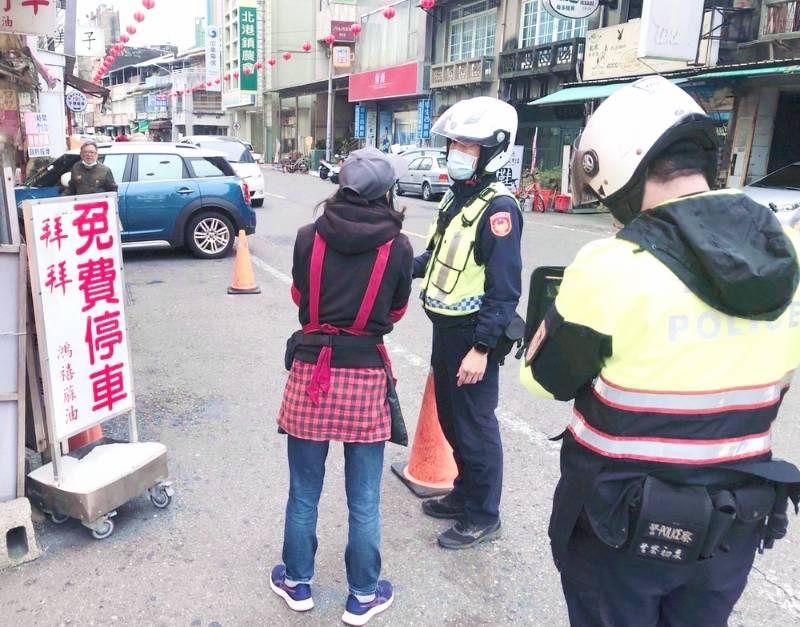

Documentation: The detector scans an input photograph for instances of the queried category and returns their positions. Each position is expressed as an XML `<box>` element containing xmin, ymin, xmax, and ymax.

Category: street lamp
<box><xmin>324</xmin><ymin>33</ymin><xmax>335</xmax><ymax>163</ymax></box>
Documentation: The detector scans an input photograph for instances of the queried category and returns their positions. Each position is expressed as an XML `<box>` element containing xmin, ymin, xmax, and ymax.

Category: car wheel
<box><xmin>186</xmin><ymin>211</ymin><xmax>235</xmax><ymax>259</ymax></box>
<box><xmin>395</xmin><ymin>182</ymin><xmax>404</xmax><ymax>197</ymax></box>
<box><xmin>422</xmin><ymin>182</ymin><xmax>433</xmax><ymax>202</ymax></box>
<box><xmin>251</xmin><ymin>198</ymin><xmax>264</xmax><ymax>208</ymax></box>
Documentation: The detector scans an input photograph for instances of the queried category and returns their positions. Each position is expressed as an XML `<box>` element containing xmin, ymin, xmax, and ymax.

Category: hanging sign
<box><xmin>24</xmin><ymin>194</ymin><xmax>134</xmax><ymax>442</ymax></box>
<box><xmin>638</xmin><ymin>0</ymin><xmax>705</xmax><ymax>62</ymax></box>
<box><xmin>354</xmin><ymin>104</ymin><xmax>366</xmax><ymax>139</ymax></box>
<box><xmin>544</xmin><ymin>0</ymin><xmax>600</xmax><ymax>20</ymax></box>
<box><xmin>76</xmin><ymin>24</ymin><xmax>106</xmax><ymax>57</ymax></box>
<box><xmin>417</xmin><ymin>99</ymin><xmax>432</xmax><ymax>140</ymax></box>
<box><xmin>205</xmin><ymin>25</ymin><xmax>222</xmax><ymax>92</ymax></box>
<box><xmin>65</xmin><ymin>91</ymin><xmax>88</xmax><ymax>113</ymax></box>
<box><xmin>0</xmin><ymin>0</ymin><xmax>57</xmax><ymax>36</ymax></box>
<box><xmin>238</xmin><ymin>0</ymin><xmax>258</xmax><ymax>92</ymax></box>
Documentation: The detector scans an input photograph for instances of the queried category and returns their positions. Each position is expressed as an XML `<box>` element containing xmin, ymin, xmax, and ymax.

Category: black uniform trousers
<box><xmin>560</xmin><ymin>518</ymin><xmax>763</xmax><ymax>627</ymax></box>
<box><xmin>430</xmin><ymin>321</ymin><xmax>502</xmax><ymax>527</ymax></box>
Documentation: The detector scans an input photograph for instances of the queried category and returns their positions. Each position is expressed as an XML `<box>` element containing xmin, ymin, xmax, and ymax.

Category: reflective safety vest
<box><xmin>421</xmin><ymin>181</ymin><xmax>517</xmax><ymax>316</ymax></box>
<box><xmin>521</xmin><ymin>225</ymin><xmax>800</xmax><ymax>468</ymax></box>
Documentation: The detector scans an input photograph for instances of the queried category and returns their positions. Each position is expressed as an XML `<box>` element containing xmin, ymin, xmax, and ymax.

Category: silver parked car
<box><xmin>395</xmin><ymin>155</ymin><xmax>451</xmax><ymax>202</ymax></box>
<box><xmin>743</xmin><ymin>162</ymin><xmax>800</xmax><ymax>226</ymax></box>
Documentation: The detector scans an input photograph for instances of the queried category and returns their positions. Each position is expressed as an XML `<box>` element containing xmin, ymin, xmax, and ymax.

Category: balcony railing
<box><xmin>430</xmin><ymin>56</ymin><xmax>495</xmax><ymax>89</ymax></box>
<box><xmin>499</xmin><ymin>38</ymin><xmax>584</xmax><ymax>79</ymax></box>
<box><xmin>763</xmin><ymin>0</ymin><xmax>800</xmax><ymax>37</ymax></box>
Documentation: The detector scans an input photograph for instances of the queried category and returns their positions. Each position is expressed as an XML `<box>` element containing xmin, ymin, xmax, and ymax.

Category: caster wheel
<box><xmin>91</xmin><ymin>519</ymin><xmax>114</xmax><ymax>540</ymax></box>
<box><xmin>49</xmin><ymin>512</ymin><xmax>69</xmax><ymax>524</ymax></box>
<box><xmin>150</xmin><ymin>487</ymin><xmax>172</xmax><ymax>509</ymax></box>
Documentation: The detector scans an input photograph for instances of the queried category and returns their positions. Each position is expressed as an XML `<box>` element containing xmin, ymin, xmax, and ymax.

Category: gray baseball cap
<box><xmin>339</xmin><ymin>147</ymin><xmax>409</xmax><ymax>201</ymax></box>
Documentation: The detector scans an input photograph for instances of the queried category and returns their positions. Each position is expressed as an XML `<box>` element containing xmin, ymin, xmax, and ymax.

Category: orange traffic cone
<box><xmin>227</xmin><ymin>230</ymin><xmax>261</xmax><ymax>295</ymax></box>
<box><xmin>391</xmin><ymin>371</ymin><xmax>458</xmax><ymax>498</ymax></box>
<box><xmin>67</xmin><ymin>424</ymin><xmax>103</xmax><ymax>452</ymax></box>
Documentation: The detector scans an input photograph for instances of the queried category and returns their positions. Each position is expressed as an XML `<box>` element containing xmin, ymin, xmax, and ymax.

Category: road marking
<box><xmin>249</xmin><ymin>252</ymin><xmax>557</xmax><ymax>452</ymax></box>
<box><xmin>264</xmin><ymin>192</ymin><xmax>287</xmax><ymax>200</ymax></box>
<box><xmin>402</xmin><ymin>229</ymin><xmax>428</xmax><ymax>241</ymax></box>
<box><xmin>525</xmin><ymin>220</ymin><xmax>613</xmax><ymax>236</ymax></box>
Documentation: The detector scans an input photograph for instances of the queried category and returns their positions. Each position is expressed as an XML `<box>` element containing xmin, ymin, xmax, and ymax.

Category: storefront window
<box><xmin>520</xmin><ymin>0</ymin><xmax>588</xmax><ymax>48</ymax></box>
<box><xmin>449</xmin><ymin>0</ymin><xmax>497</xmax><ymax>62</ymax></box>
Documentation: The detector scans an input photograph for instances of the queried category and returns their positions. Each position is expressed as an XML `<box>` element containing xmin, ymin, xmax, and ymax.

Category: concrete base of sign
<box><xmin>27</xmin><ymin>442</ymin><xmax>169</xmax><ymax>526</ymax></box>
<box><xmin>0</xmin><ymin>498</ymin><xmax>41</xmax><ymax>571</ymax></box>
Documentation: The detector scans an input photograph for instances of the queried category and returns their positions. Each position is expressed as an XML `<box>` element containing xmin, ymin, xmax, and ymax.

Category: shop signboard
<box><xmin>76</xmin><ymin>24</ymin><xmax>106</xmax><ymax>57</ymax></box>
<box><xmin>348</xmin><ymin>62</ymin><xmax>420</xmax><ymax>102</ymax></box>
<box><xmin>138</xmin><ymin>119</ymin><xmax>150</xmax><ymax>132</ymax></box>
<box><xmin>354</xmin><ymin>104</ymin><xmax>366</xmax><ymax>139</ymax></box>
<box><xmin>331</xmin><ymin>20</ymin><xmax>356</xmax><ymax>43</ymax></box>
<box><xmin>24</xmin><ymin>112</ymin><xmax>50</xmax><ymax>158</ymax></box>
<box><xmin>0</xmin><ymin>0</ymin><xmax>57</xmax><ymax>36</ymax></box>
<box><xmin>638</xmin><ymin>0</ymin><xmax>705</xmax><ymax>62</ymax></box>
<box><xmin>239</xmin><ymin>0</ymin><xmax>258</xmax><ymax>92</ymax></box>
<box><xmin>417</xmin><ymin>99</ymin><xmax>432</xmax><ymax>140</ymax></box>
<box><xmin>496</xmin><ymin>145</ymin><xmax>524</xmax><ymax>193</ymax></box>
<box><xmin>544</xmin><ymin>0</ymin><xmax>599</xmax><ymax>20</ymax></box>
<box><xmin>205</xmin><ymin>25</ymin><xmax>222</xmax><ymax>92</ymax></box>
<box><xmin>24</xmin><ymin>194</ymin><xmax>134</xmax><ymax>442</ymax></box>
<box><xmin>333</xmin><ymin>46</ymin><xmax>351</xmax><ymax>69</ymax></box>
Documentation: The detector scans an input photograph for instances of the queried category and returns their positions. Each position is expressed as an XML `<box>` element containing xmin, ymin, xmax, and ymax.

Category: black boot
<box><xmin>437</xmin><ymin>520</ymin><xmax>501</xmax><ymax>550</ymax></box>
<box><xmin>421</xmin><ymin>493</ymin><xmax>465</xmax><ymax>520</ymax></box>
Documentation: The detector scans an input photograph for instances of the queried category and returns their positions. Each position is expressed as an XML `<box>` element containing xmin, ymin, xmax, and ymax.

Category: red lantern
<box><xmin>421</xmin><ymin>0</ymin><xmax>436</xmax><ymax>9</ymax></box>
<box><xmin>214</xmin><ymin>78</ymin><xmax>221</xmax><ymax>84</ymax></box>
<box><xmin>126</xmin><ymin>25</ymin><xmax>137</xmax><ymax>35</ymax></box>
<box><xmin>142</xmin><ymin>0</ymin><xmax>155</xmax><ymax>9</ymax></box>
<box><xmin>134</xmin><ymin>11</ymin><xmax>145</xmax><ymax>23</ymax></box>
<box><xmin>324</xmin><ymin>33</ymin><xmax>335</xmax><ymax>46</ymax></box>
<box><xmin>255</xmin><ymin>61</ymin><xmax>263</xmax><ymax>70</ymax></box>
<box><xmin>233</xmin><ymin>70</ymin><xmax>240</xmax><ymax>78</ymax></box>
<box><xmin>302</xmin><ymin>41</ymin><xmax>312</xmax><ymax>53</ymax></box>
<box><xmin>282</xmin><ymin>51</ymin><xmax>292</xmax><ymax>61</ymax></box>
<box><xmin>350</xmin><ymin>23</ymin><xmax>362</xmax><ymax>36</ymax></box>
<box><xmin>383</xmin><ymin>6</ymin><xmax>396</xmax><ymax>19</ymax></box>
<box><xmin>243</xmin><ymin>66</ymin><xmax>252</xmax><ymax>75</ymax></box>
<box><xmin>119</xmin><ymin>34</ymin><xmax>129</xmax><ymax>43</ymax></box>
<box><xmin>267</xmin><ymin>58</ymin><xmax>277</xmax><ymax>67</ymax></box>
<box><xmin>223</xmin><ymin>73</ymin><xmax>230</xmax><ymax>80</ymax></box>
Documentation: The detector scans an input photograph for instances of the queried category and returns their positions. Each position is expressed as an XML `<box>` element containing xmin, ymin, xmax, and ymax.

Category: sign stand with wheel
<box><xmin>22</xmin><ymin>193</ymin><xmax>173</xmax><ymax>540</ymax></box>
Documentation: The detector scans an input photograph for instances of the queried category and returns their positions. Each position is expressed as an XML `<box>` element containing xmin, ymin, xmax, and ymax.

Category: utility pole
<box><xmin>326</xmin><ymin>46</ymin><xmax>333</xmax><ymax>162</ymax></box>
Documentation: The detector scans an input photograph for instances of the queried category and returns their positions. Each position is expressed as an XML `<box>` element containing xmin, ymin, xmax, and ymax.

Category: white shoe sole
<box><xmin>269</xmin><ymin>579</ymin><xmax>314</xmax><ymax>612</ymax></box>
<box><xmin>341</xmin><ymin>594</ymin><xmax>394</xmax><ymax>626</ymax></box>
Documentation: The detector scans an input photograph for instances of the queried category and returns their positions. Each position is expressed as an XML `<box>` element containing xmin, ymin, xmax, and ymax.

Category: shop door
<box><xmin>768</xmin><ymin>92</ymin><xmax>800</xmax><ymax>173</ymax></box>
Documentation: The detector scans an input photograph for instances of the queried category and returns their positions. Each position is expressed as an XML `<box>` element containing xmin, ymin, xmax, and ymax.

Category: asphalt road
<box><xmin>3</xmin><ymin>168</ymin><xmax>800</xmax><ymax>626</ymax></box>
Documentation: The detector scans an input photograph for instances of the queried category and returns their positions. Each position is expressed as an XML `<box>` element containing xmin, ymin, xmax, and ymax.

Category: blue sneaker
<box><xmin>269</xmin><ymin>564</ymin><xmax>314</xmax><ymax>612</ymax></box>
<box><xmin>341</xmin><ymin>580</ymin><xmax>394</xmax><ymax>626</ymax></box>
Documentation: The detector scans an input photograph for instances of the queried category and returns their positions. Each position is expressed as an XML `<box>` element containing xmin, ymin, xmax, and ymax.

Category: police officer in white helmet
<box><xmin>414</xmin><ymin>97</ymin><xmax>524</xmax><ymax>549</ymax></box>
<box><xmin>521</xmin><ymin>75</ymin><xmax>800</xmax><ymax>625</ymax></box>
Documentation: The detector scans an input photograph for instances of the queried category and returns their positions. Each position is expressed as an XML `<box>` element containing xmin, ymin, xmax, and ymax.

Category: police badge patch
<box><xmin>490</xmin><ymin>212</ymin><xmax>512</xmax><ymax>237</ymax></box>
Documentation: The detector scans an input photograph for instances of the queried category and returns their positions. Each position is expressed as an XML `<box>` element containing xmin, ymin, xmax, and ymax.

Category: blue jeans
<box><xmin>282</xmin><ymin>435</ymin><xmax>385</xmax><ymax>595</ymax></box>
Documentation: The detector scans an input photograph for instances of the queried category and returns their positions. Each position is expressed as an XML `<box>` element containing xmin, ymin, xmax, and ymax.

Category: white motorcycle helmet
<box><xmin>432</xmin><ymin>97</ymin><xmax>518</xmax><ymax>175</ymax></box>
<box><xmin>571</xmin><ymin>76</ymin><xmax>718</xmax><ymax>225</ymax></box>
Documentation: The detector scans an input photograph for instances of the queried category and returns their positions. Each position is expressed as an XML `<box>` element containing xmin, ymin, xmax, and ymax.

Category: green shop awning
<box><xmin>530</xmin><ymin>78</ymin><xmax>687</xmax><ymax>106</ymax></box>
<box><xmin>690</xmin><ymin>64</ymin><xmax>800</xmax><ymax>81</ymax></box>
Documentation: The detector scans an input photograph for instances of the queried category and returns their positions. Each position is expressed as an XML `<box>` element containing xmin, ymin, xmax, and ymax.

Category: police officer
<box><xmin>520</xmin><ymin>76</ymin><xmax>800</xmax><ymax>626</ymax></box>
<box><xmin>63</xmin><ymin>141</ymin><xmax>118</xmax><ymax>196</ymax></box>
<box><xmin>414</xmin><ymin>97</ymin><xmax>523</xmax><ymax>550</ymax></box>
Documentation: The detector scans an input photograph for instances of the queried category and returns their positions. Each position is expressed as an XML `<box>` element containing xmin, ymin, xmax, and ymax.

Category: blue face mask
<box><xmin>447</xmin><ymin>149</ymin><xmax>478</xmax><ymax>181</ymax></box>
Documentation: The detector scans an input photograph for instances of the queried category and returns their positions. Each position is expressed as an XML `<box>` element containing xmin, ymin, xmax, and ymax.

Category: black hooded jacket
<box><xmin>291</xmin><ymin>194</ymin><xmax>414</xmax><ymax>368</ymax></box>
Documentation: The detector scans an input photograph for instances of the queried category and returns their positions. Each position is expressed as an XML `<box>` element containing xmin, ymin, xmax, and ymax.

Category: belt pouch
<box><xmin>284</xmin><ymin>330</ymin><xmax>303</xmax><ymax>371</ymax></box>
<box><xmin>629</xmin><ymin>476</ymin><xmax>713</xmax><ymax>564</ymax></box>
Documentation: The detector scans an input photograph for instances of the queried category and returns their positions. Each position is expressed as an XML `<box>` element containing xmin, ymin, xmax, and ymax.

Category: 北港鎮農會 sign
<box><xmin>238</xmin><ymin>0</ymin><xmax>258</xmax><ymax>92</ymax></box>
<box><xmin>0</xmin><ymin>0</ymin><xmax>57</xmax><ymax>36</ymax></box>
<box><xmin>24</xmin><ymin>194</ymin><xmax>134</xmax><ymax>441</ymax></box>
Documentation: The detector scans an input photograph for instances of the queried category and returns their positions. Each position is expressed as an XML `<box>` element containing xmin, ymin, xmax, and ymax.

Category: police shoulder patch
<box><xmin>525</xmin><ymin>320</ymin><xmax>547</xmax><ymax>365</ymax></box>
<box><xmin>490</xmin><ymin>211</ymin><xmax>513</xmax><ymax>237</ymax></box>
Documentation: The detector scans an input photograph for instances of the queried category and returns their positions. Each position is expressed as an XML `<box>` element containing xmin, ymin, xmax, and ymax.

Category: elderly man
<box><xmin>63</xmin><ymin>141</ymin><xmax>117</xmax><ymax>196</ymax></box>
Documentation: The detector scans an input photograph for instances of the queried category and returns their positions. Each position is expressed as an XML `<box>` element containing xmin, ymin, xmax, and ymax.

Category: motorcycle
<box><xmin>319</xmin><ymin>160</ymin><xmax>333</xmax><ymax>180</ymax></box>
<box><xmin>327</xmin><ymin>154</ymin><xmax>347</xmax><ymax>184</ymax></box>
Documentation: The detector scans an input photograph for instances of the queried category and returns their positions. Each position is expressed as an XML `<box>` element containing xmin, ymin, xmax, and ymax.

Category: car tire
<box><xmin>422</xmin><ymin>182</ymin><xmax>433</xmax><ymax>202</ymax></box>
<box><xmin>186</xmin><ymin>211</ymin><xmax>235</xmax><ymax>259</ymax></box>
<box><xmin>251</xmin><ymin>198</ymin><xmax>264</xmax><ymax>207</ymax></box>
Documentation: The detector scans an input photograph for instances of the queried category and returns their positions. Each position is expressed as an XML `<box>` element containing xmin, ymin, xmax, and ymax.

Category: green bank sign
<box><xmin>239</xmin><ymin>2</ymin><xmax>258</xmax><ymax>93</ymax></box>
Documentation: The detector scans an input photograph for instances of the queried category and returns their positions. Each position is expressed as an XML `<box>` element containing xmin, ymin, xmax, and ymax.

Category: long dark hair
<box><xmin>314</xmin><ymin>187</ymin><xmax>406</xmax><ymax>224</ymax></box>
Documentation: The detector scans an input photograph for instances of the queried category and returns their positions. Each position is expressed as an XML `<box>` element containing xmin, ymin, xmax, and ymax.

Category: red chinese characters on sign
<box><xmin>21</xmin><ymin>0</ymin><xmax>49</xmax><ymax>15</ymax></box>
<box><xmin>90</xmin><ymin>362</ymin><xmax>128</xmax><ymax>412</ymax></box>
<box><xmin>77</xmin><ymin>257</ymin><xmax>119</xmax><ymax>312</ymax></box>
<box><xmin>40</xmin><ymin>216</ymin><xmax>67</xmax><ymax>250</ymax></box>
<box><xmin>348</xmin><ymin>62</ymin><xmax>419</xmax><ymax>102</ymax></box>
<box><xmin>73</xmin><ymin>201</ymin><xmax>113</xmax><ymax>255</ymax></box>
<box><xmin>45</xmin><ymin>260</ymin><xmax>72</xmax><ymax>294</ymax></box>
<box><xmin>84</xmin><ymin>310</ymin><xmax>123</xmax><ymax>365</ymax></box>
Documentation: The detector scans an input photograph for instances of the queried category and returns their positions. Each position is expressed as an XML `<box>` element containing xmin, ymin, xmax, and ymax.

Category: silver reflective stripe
<box><xmin>569</xmin><ymin>411</ymin><xmax>772</xmax><ymax>465</ymax></box>
<box><xmin>592</xmin><ymin>373</ymin><xmax>793</xmax><ymax>414</ymax></box>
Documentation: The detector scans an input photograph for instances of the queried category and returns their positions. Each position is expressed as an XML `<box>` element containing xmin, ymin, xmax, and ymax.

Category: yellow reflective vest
<box><xmin>421</xmin><ymin>181</ymin><xmax>517</xmax><ymax>316</ymax></box>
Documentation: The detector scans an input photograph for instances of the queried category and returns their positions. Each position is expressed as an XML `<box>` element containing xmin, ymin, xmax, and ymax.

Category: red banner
<box><xmin>348</xmin><ymin>62</ymin><xmax>419</xmax><ymax>102</ymax></box>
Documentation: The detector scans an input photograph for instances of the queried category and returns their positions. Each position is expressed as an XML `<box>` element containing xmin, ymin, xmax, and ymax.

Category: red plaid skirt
<box><xmin>278</xmin><ymin>360</ymin><xmax>391</xmax><ymax>443</ymax></box>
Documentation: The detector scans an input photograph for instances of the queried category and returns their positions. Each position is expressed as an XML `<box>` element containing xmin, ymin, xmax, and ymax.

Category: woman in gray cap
<box><xmin>270</xmin><ymin>147</ymin><xmax>413</xmax><ymax>625</ymax></box>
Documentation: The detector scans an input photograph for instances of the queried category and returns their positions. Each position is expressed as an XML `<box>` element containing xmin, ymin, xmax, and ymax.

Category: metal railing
<box><xmin>763</xmin><ymin>0</ymin><xmax>800</xmax><ymax>36</ymax></box>
<box><xmin>499</xmin><ymin>38</ymin><xmax>584</xmax><ymax>79</ymax></box>
<box><xmin>430</xmin><ymin>56</ymin><xmax>495</xmax><ymax>88</ymax></box>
